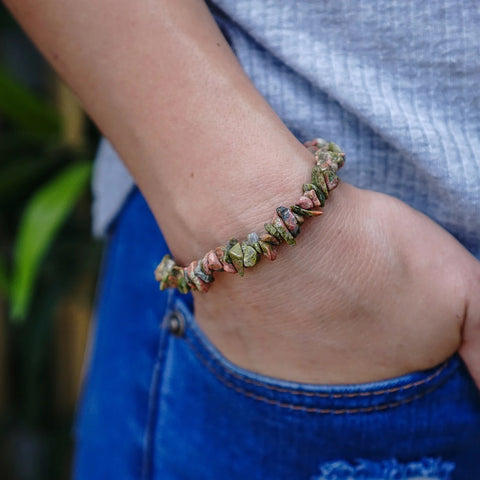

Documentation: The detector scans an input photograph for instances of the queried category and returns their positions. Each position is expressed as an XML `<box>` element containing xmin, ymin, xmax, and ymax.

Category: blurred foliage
<box><xmin>0</xmin><ymin>65</ymin><xmax>95</xmax><ymax>323</ymax></box>
<box><xmin>11</xmin><ymin>162</ymin><xmax>92</xmax><ymax>321</ymax></box>
<box><xmin>0</xmin><ymin>5</ymin><xmax>102</xmax><ymax>479</ymax></box>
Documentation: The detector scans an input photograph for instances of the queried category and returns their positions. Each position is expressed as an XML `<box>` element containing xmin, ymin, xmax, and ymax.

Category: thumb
<box><xmin>459</xmin><ymin>266</ymin><xmax>480</xmax><ymax>390</ymax></box>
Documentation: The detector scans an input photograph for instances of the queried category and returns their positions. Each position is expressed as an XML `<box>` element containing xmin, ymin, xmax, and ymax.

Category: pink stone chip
<box><xmin>186</xmin><ymin>260</ymin><xmax>210</xmax><ymax>292</ymax></box>
<box><xmin>277</xmin><ymin>208</ymin><xmax>298</xmax><ymax>232</ymax></box>
<box><xmin>222</xmin><ymin>262</ymin><xmax>237</xmax><ymax>274</ymax></box>
<box><xmin>184</xmin><ymin>264</ymin><xmax>196</xmax><ymax>290</ymax></box>
<box><xmin>297</xmin><ymin>196</ymin><xmax>314</xmax><ymax>209</ymax></box>
<box><xmin>304</xmin><ymin>189</ymin><xmax>320</xmax><ymax>207</ymax></box>
<box><xmin>259</xmin><ymin>242</ymin><xmax>278</xmax><ymax>261</ymax></box>
<box><xmin>213</xmin><ymin>246</ymin><xmax>236</xmax><ymax>273</ymax></box>
<box><xmin>259</xmin><ymin>233</ymin><xmax>280</xmax><ymax>245</ymax></box>
<box><xmin>324</xmin><ymin>172</ymin><xmax>339</xmax><ymax>190</ymax></box>
<box><xmin>201</xmin><ymin>255</ymin><xmax>212</xmax><ymax>274</ymax></box>
<box><xmin>206</xmin><ymin>250</ymin><xmax>223</xmax><ymax>271</ymax></box>
<box><xmin>195</xmin><ymin>276</ymin><xmax>211</xmax><ymax>292</ymax></box>
<box><xmin>187</xmin><ymin>261</ymin><xmax>197</xmax><ymax>277</ymax></box>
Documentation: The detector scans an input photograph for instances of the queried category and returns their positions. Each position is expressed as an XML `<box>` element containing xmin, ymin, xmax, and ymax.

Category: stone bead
<box><xmin>303</xmin><ymin>189</ymin><xmax>320</xmax><ymax>208</ymax></box>
<box><xmin>276</xmin><ymin>206</ymin><xmax>300</xmax><ymax>237</ymax></box>
<box><xmin>246</xmin><ymin>232</ymin><xmax>262</xmax><ymax>254</ymax></box>
<box><xmin>317</xmin><ymin>161</ymin><xmax>331</xmax><ymax>173</ymax></box>
<box><xmin>326</xmin><ymin>150</ymin><xmax>345</xmax><ymax>170</ymax></box>
<box><xmin>334</xmin><ymin>152</ymin><xmax>346</xmax><ymax>169</ymax></box>
<box><xmin>196</xmin><ymin>277</ymin><xmax>211</xmax><ymax>292</ymax></box>
<box><xmin>158</xmin><ymin>265</ymin><xmax>190</xmax><ymax>293</ymax></box>
<box><xmin>315</xmin><ymin>150</ymin><xmax>332</xmax><ymax>165</ymax></box>
<box><xmin>241</xmin><ymin>242</ymin><xmax>259</xmax><ymax>268</ymax></box>
<box><xmin>246</xmin><ymin>232</ymin><xmax>259</xmax><ymax>243</ymax></box>
<box><xmin>259</xmin><ymin>233</ymin><xmax>280</xmax><ymax>245</ymax></box>
<box><xmin>186</xmin><ymin>261</ymin><xmax>203</xmax><ymax>291</ymax></box>
<box><xmin>291</xmin><ymin>205</ymin><xmax>323</xmax><ymax>217</ymax></box>
<box><xmin>176</xmin><ymin>270</ymin><xmax>191</xmax><ymax>294</ymax></box>
<box><xmin>223</xmin><ymin>239</ymin><xmax>238</xmax><ymax>263</ymax></box>
<box><xmin>316</xmin><ymin>151</ymin><xmax>342</xmax><ymax>172</ymax></box>
<box><xmin>304</xmin><ymin>183</ymin><xmax>326</xmax><ymax>207</ymax></box>
<box><xmin>200</xmin><ymin>255</ymin><xmax>212</xmax><ymax>275</ymax></box>
<box><xmin>293</xmin><ymin>213</ymin><xmax>305</xmax><ymax>225</ymax></box>
<box><xmin>311</xmin><ymin>166</ymin><xmax>330</xmax><ymax>196</ymax></box>
<box><xmin>312</xmin><ymin>169</ymin><xmax>329</xmax><ymax>198</ymax></box>
<box><xmin>303</xmin><ymin>183</ymin><xmax>317</xmax><ymax>196</ymax></box>
<box><xmin>313</xmin><ymin>137</ymin><xmax>326</xmax><ymax>147</ymax></box>
<box><xmin>258</xmin><ymin>240</ymin><xmax>278</xmax><ymax>261</ymax></box>
<box><xmin>183</xmin><ymin>267</ymin><xmax>195</xmax><ymax>291</ymax></box>
<box><xmin>227</xmin><ymin>241</ymin><xmax>245</xmax><ymax>276</ymax></box>
<box><xmin>185</xmin><ymin>262</ymin><xmax>210</xmax><ymax>293</ymax></box>
<box><xmin>186</xmin><ymin>261</ymin><xmax>196</xmax><ymax>278</ymax></box>
<box><xmin>264</xmin><ymin>223</ymin><xmax>283</xmax><ymax>242</ymax></box>
<box><xmin>313</xmin><ymin>184</ymin><xmax>327</xmax><ymax>206</ymax></box>
<box><xmin>214</xmin><ymin>245</ymin><xmax>225</xmax><ymax>260</ymax></box>
<box><xmin>272</xmin><ymin>216</ymin><xmax>296</xmax><ymax>245</ymax></box>
<box><xmin>194</xmin><ymin>262</ymin><xmax>214</xmax><ymax>283</ymax></box>
<box><xmin>160</xmin><ymin>265</ymin><xmax>183</xmax><ymax>290</ymax></box>
<box><xmin>324</xmin><ymin>168</ymin><xmax>339</xmax><ymax>190</ymax></box>
<box><xmin>206</xmin><ymin>250</ymin><xmax>223</xmax><ymax>271</ymax></box>
<box><xmin>328</xmin><ymin>141</ymin><xmax>342</xmax><ymax>153</ymax></box>
<box><xmin>296</xmin><ymin>196</ymin><xmax>314</xmax><ymax>209</ymax></box>
<box><xmin>217</xmin><ymin>244</ymin><xmax>237</xmax><ymax>273</ymax></box>
<box><xmin>222</xmin><ymin>261</ymin><xmax>237</xmax><ymax>273</ymax></box>
<box><xmin>154</xmin><ymin>254</ymin><xmax>175</xmax><ymax>283</ymax></box>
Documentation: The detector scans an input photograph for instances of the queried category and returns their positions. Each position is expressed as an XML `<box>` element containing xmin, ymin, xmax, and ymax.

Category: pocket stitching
<box><xmin>184</xmin><ymin>333</ymin><xmax>458</xmax><ymax>413</ymax></box>
<box><xmin>186</xmin><ymin>323</ymin><xmax>455</xmax><ymax>398</ymax></box>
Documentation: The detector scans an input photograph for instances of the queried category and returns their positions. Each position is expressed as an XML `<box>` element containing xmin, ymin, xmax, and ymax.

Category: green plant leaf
<box><xmin>10</xmin><ymin>162</ymin><xmax>92</xmax><ymax>322</ymax></box>
<box><xmin>0</xmin><ymin>65</ymin><xmax>60</xmax><ymax>137</ymax></box>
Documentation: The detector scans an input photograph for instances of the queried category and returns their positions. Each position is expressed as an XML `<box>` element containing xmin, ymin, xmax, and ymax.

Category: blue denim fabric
<box><xmin>74</xmin><ymin>188</ymin><xmax>480</xmax><ymax>480</ymax></box>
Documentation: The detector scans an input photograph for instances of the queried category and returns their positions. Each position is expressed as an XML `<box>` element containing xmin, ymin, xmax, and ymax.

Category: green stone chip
<box><xmin>273</xmin><ymin>218</ymin><xmax>296</xmax><ymax>246</ymax></box>
<box><xmin>222</xmin><ymin>238</ymin><xmax>238</xmax><ymax>264</ymax></box>
<box><xmin>228</xmin><ymin>242</ymin><xmax>245</xmax><ymax>276</ymax></box>
<box><xmin>291</xmin><ymin>205</ymin><xmax>318</xmax><ymax>217</ymax></box>
<box><xmin>242</xmin><ymin>242</ymin><xmax>259</xmax><ymax>268</ymax></box>
<box><xmin>264</xmin><ymin>223</ymin><xmax>283</xmax><ymax>241</ymax></box>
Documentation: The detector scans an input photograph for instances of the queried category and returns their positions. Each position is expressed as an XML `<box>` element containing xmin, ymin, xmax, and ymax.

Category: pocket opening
<box><xmin>174</xmin><ymin>298</ymin><xmax>461</xmax><ymax>413</ymax></box>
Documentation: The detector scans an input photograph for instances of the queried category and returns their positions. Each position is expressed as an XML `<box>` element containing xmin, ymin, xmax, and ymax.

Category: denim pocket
<box><xmin>173</xmin><ymin>297</ymin><xmax>460</xmax><ymax>414</ymax></box>
<box><xmin>150</xmin><ymin>297</ymin><xmax>480</xmax><ymax>480</ymax></box>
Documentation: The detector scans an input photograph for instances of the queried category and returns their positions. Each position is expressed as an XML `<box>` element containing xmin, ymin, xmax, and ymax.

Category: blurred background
<box><xmin>0</xmin><ymin>5</ymin><xmax>102</xmax><ymax>479</ymax></box>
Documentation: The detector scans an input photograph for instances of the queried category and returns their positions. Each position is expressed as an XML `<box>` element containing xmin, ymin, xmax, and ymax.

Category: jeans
<box><xmin>74</xmin><ymin>188</ymin><xmax>480</xmax><ymax>479</ymax></box>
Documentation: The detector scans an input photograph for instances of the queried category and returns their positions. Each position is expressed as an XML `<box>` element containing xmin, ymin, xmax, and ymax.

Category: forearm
<box><xmin>6</xmin><ymin>0</ymin><xmax>480</xmax><ymax>387</ymax></box>
<box><xmin>4</xmin><ymin>0</ymin><xmax>313</xmax><ymax>263</ymax></box>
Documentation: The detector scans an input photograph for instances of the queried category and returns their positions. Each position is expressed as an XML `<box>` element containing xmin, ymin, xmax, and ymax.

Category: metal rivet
<box><xmin>166</xmin><ymin>311</ymin><xmax>186</xmax><ymax>337</ymax></box>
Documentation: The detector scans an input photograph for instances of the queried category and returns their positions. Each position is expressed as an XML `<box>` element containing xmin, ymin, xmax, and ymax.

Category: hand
<box><xmin>193</xmin><ymin>182</ymin><xmax>480</xmax><ymax>387</ymax></box>
<box><xmin>10</xmin><ymin>0</ymin><xmax>476</xmax><ymax>388</ymax></box>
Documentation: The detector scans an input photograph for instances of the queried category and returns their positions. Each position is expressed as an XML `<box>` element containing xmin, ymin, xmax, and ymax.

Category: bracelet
<box><xmin>154</xmin><ymin>138</ymin><xmax>345</xmax><ymax>294</ymax></box>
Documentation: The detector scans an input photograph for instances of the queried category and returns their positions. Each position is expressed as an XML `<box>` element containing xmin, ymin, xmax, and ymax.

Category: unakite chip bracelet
<box><xmin>154</xmin><ymin>138</ymin><xmax>345</xmax><ymax>293</ymax></box>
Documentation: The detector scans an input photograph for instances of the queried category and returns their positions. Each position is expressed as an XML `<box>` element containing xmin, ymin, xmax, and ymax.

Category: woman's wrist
<box><xmin>154</xmin><ymin>138</ymin><xmax>347</xmax><ymax>293</ymax></box>
<box><xmin>146</xmin><ymin>135</ymin><xmax>316</xmax><ymax>265</ymax></box>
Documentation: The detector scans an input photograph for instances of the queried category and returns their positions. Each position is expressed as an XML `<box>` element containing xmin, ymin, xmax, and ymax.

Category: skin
<box><xmin>4</xmin><ymin>0</ymin><xmax>480</xmax><ymax>386</ymax></box>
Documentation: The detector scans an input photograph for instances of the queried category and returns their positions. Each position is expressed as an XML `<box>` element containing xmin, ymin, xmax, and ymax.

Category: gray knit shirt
<box><xmin>92</xmin><ymin>0</ymin><xmax>480</xmax><ymax>259</ymax></box>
